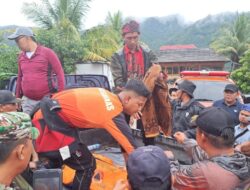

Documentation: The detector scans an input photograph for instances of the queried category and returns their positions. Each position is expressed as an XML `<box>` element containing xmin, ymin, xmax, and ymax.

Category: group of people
<box><xmin>0</xmin><ymin>19</ymin><xmax>249</xmax><ymax>190</ymax></box>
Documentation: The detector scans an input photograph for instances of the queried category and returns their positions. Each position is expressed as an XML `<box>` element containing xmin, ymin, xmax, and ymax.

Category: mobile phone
<box><xmin>33</xmin><ymin>169</ymin><xmax>63</xmax><ymax>190</ymax></box>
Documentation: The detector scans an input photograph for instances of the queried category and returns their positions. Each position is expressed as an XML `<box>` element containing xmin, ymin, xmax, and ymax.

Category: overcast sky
<box><xmin>0</xmin><ymin>0</ymin><xmax>250</xmax><ymax>29</ymax></box>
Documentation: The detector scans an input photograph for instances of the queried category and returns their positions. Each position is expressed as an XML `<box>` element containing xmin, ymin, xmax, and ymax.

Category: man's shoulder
<box><xmin>37</xmin><ymin>45</ymin><xmax>54</xmax><ymax>53</ymax></box>
<box><xmin>213</xmin><ymin>99</ymin><xmax>224</xmax><ymax>106</ymax></box>
<box><xmin>113</xmin><ymin>47</ymin><xmax>124</xmax><ymax>56</ymax></box>
<box><xmin>235</xmin><ymin>100</ymin><xmax>243</xmax><ymax>107</ymax></box>
<box><xmin>139</xmin><ymin>43</ymin><xmax>152</xmax><ymax>52</ymax></box>
<box><xmin>192</xmin><ymin>100</ymin><xmax>204</xmax><ymax>108</ymax></box>
<box><xmin>186</xmin><ymin>99</ymin><xmax>203</xmax><ymax>109</ymax></box>
<box><xmin>234</xmin><ymin>124</ymin><xmax>241</xmax><ymax>130</ymax></box>
<box><xmin>37</xmin><ymin>46</ymin><xmax>60</xmax><ymax>62</ymax></box>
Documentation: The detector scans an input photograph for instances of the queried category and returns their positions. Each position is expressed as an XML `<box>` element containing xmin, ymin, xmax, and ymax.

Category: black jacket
<box><xmin>111</xmin><ymin>44</ymin><xmax>157</xmax><ymax>88</ymax></box>
<box><xmin>172</xmin><ymin>99</ymin><xmax>204</xmax><ymax>138</ymax></box>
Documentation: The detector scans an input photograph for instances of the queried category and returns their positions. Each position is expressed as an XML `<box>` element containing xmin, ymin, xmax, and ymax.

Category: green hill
<box><xmin>1</xmin><ymin>12</ymin><xmax>248</xmax><ymax>50</ymax></box>
<box><xmin>140</xmin><ymin>12</ymin><xmax>238</xmax><ymax>50</ymax></box>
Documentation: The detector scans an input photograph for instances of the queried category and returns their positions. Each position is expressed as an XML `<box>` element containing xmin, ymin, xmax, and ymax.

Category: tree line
<box><xmin>0</xmin><ymin>0</ymin><xmax>249</xmax><ymax>93</ymax></box>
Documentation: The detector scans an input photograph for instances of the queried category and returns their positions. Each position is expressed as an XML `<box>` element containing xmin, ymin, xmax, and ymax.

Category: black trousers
<box><xmin>125</xmin><ymin>114</ymin><xmax>155</xmax><ymax>146</ymax></box>
<box><xmin>137</xmin><ymin>119</ymin><xmax>155</xmax><ymax>146</ymax></box>
<box><xmin>44</xmin><ymin>143</ymin><xmax>96</xmax><ymax>190</ymax></box>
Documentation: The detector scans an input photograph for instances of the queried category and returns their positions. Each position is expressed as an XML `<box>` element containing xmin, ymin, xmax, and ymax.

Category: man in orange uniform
<box><xmin>32</xmin><ymin>79</ymin><xmax>150</xmax><ymax>190</ymax></box>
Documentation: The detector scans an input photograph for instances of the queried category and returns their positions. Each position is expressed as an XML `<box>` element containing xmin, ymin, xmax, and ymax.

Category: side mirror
<box><xmin>169</xmin><ymin>87</ymin><xmax>178</xmax><ymax>95</ymax></box>
<box><xmin>243</xmin><ymin>95</ymin><xmax>250</xmax><ymax>104</ymax></box>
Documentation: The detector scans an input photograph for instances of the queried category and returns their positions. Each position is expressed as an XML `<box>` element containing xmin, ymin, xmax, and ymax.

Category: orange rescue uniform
<box><xmin>33</xmin><ymin>88</ymin><xmax>138</xmax><ymax>154</ymax></box>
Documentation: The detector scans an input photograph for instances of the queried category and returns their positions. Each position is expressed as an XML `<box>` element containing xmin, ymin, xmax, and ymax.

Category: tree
<box><xmin>0</xmin><ymin>44</ymin><xmax>19</xmax><ymax>88</ymax></box>
<box><xmin>0</xmin><ymin>44</ymin><xmax>19</xmax><ymax>74</ymax></box>
<box><xmin>81</xmin><ymin>25</ymin><xmax>121</xmax><ymax>61</ymax></box>
<box><xmin>22</xmin><ymin>0</ymin><xmax>92</xmax><ymax>73</ymax></box>
<box><xmin>231</xmin><ymin>50</ymin><xmax>250</xmax><ymax>93</ymax></box>
<box><xmin>22</xmin><ymin>0</ymin><xmax>91</xmax><ymax>31</ymax></box>
<box><xmin>36</xmin><ymin>28</ymin><xmax>84</xmax><ymax>73</ymax></box>
<box><xmin>210</xmin><ymin>13</ymin><xmax>250</xmax><ymax>63</ymax></box>
<box><xmin>106</xmin><ymin>11</ymin><xmax>123</xmax><ymax>33</ymax></box>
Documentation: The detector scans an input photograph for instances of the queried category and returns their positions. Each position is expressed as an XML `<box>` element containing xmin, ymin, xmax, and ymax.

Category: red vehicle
<box><xmin>175</xmin><ymin>71</ymin><xmax>242</xmax><ymax>107</ymax></box>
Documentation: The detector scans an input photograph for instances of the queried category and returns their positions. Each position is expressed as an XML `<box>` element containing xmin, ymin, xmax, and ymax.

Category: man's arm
<box><xmin>170</xmin><ymin>161</ymin><xmax>208</xmax><ymax>190</ymax></box>
<box><xmin>111</xmin><ymin>53</ymin><xmax>126</xmax><ymax>88</ymax></box>
<box><xmin>239</xmin><ymin>141</ymin><xmax>250</xmax><ymax>156</ymax></box>
<box><xmin>104</xmin><ymin>113</ymin><xmax>138</xmax><ymax>155</ymax></box>
<box><xmin>148</xmin><ymin>50</ymin><xmax>158</xmax><ymax>64</ymax></box>
<box><xmin>174</xmin><ymin>132</ymin><xmax>208</xmax><ymax>162</ymax></box>
<box><xmin>48</xmin><ymin>49</ymin><xmax>65</xmax><ymax>91</ymax></box>
<box><xmin>16</xmin><ymin>60</ymin><xmax>23</xmax><ymax>98</ymax></box>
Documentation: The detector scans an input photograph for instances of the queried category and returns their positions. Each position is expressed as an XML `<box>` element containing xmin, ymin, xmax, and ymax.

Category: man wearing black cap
<box><xmin>213</xmin><ymin>84</ymin><xmax>242</xmax><ymax>126</ymax></box>
<box><xmin>172</xmin><ymin>80</ymin><xmax>204</xmax><ymax>138</ymax></box>
<box><xmin>172</xmin><ymin>107</ymin><xmax>249</xmax><ymax>190</ymax></box>
<box><xmin>113</xmin><ymin>146</ymin><xmax>171</xmax><ymax>190</ymax></box>
<box><xmin>8</xmin><ymin>27</ymin><xmax>65</xmax><ymax>114</ymax></box>
<box><xmin>0</xmin><ymin>90</ymin><xmax>21</xmax><ymax>112</ymax></box>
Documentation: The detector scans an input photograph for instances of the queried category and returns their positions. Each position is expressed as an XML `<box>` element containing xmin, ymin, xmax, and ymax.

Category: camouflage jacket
<box><xmin>111</xmin><ymin>44</ymin><xmax>157</xmax><ymax>88</ymax></box>
<box><xmin>0</xmin><ymin>172</ymin><xmax>33</xmax><ymax>190</ymax></box>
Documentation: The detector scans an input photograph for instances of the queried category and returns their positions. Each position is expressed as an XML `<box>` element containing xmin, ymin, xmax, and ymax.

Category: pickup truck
<box><xmin>172</xmin><ymin>71</ymin><xmax>249</xmax><ymax>106</ymax></box>
<box><xmin>2</xmin><ymin>74</ymin><xmax>189</xmax><ymax>189</ymax></box>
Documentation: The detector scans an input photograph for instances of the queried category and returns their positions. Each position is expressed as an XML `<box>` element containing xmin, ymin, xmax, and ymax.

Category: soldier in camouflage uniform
<box><xmin>0</xmin><ymin>112</ymin><xmax>39</xmax><ymax>190</ymax></box>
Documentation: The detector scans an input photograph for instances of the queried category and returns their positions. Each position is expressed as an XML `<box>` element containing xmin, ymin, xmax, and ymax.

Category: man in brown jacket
<box><xmin>111</xmin><ymin>20</ymin><xmax>158</xmax><ymax>145</ymax></box>
<box><xmin>111</xmin><ymin>20</ymin><xmax>157</xmax><ymax>92</ymax></box>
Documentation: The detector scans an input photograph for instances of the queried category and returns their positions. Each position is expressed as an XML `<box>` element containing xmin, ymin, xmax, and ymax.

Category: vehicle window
<box><xmin>191</xmin><ymin>80</ymin><xmax>231</xmax><ymax>101</ymax></box>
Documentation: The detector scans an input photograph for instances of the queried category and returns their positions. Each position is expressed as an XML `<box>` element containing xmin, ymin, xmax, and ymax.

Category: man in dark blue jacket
<box><xmin>213</xmin><ymin>84</ymin><xmax>242</xmax><ymax>126</ymax></box>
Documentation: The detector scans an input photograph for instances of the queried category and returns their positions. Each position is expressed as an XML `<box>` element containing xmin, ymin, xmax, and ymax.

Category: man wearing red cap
<box><xmin>111</xmin><ymin>20</ymin><xmax>158</xmax><ymax>146</ymax></box>
<box><xmin>111</xmin><ymin>20</ymin><xmax>157</xmax><ymax>92</ymax></box>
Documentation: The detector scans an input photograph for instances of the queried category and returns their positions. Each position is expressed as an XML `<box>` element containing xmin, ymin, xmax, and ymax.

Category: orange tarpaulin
<box><xmin>62</xmin><ymin>154</ymin><xmax>127</xmax><ymax>190</ymax></box>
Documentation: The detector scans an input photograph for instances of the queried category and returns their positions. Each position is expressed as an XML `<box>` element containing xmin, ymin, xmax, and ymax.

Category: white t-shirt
<box><xmin>26</xmin><ymin>51</ymin><xmax>35</xmax><ymax>59</ymax></box>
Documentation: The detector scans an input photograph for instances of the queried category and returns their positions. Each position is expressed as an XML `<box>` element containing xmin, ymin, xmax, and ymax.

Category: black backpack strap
<box><xmin>47</xmin><ymin>63</ymin><xmax>57</xmax><ymax>93</ymax></box>
<box><xmin>39</xmin><ymin>96</ymin><xmax>79</xmax><ymax>139</ymax></box>
<box><xmin>235</xmin><ymin>128</ymin><xmax>249</xmax><ymax>141</ymax></box>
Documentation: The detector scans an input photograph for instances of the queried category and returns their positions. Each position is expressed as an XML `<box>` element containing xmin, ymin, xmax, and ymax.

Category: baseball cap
<box><xmin>0</xmin><ymin>112</ymin><xmax>39</xmax><ymax>142</ymax></box>
<box><xmin>127</xmin><ymin>146</ymin><xmax>170</xmax><ymax>189</ymax></box>
<box><xmin>195</xmin><ymin>107</ymin><xmax>234</xmax><ymax>136</ymax></box>
<box><xmin>224</xmin><ymin>84</ymin><xmax>238</xmax><ymax>93</ymax></box>
<box><xmin>177</xmin><ymin>80</ymin><xmax>196</xmax><ymax>98</ymax></box>
<box><xmin>241</xmin><ymin>104</ymin><xmax>250</xmax><ymax>112</ymax></box>
<box><xmin>0</xmin><ymin>90</ymin><xmax>21</xmax><ymax>105</ymax></box>
<box><xmin>8</xmin><ymin>27</ymin><xmax>35</xmax><ymax>40</ymax></box>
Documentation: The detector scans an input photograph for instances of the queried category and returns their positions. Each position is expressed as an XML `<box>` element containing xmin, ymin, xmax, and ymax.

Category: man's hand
<box><xmin>29</xmin><ymin>145</ymin><xmax>39</xmax><ymax>169</ymax></box>
<box><xmin>117</xmin><ymin>86</ymin><xmax>125</xmax><ymax>91</ymax></box>
<box><xmin>113</xmin><ymin>179</ymin><xmax>130</xmax><ymax>190</ymax></box>
<box><xmin>164</xmin><ymin>150</ymin><xmax>174</xmax><ymax>160</ymax></box>
<box><xmin>240</xmin><ymin>141</ymin><xmax>250</xmax><ymax>156</ymax></box>
<box><xmin>131</xmin><ymin>111</ymin><xmax>142</xmax><ymax>120</ymax></box>
<box><xmin>174</xmin><ymin>132</ymin><xmax>187</xmax><ymax>144</ymax></box>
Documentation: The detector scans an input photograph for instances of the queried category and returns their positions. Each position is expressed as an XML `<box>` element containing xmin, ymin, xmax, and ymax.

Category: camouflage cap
<box><xmin>0</xmin><ymin>112</ymin><xmax>39</xmax><ymax>143</ymax></box>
